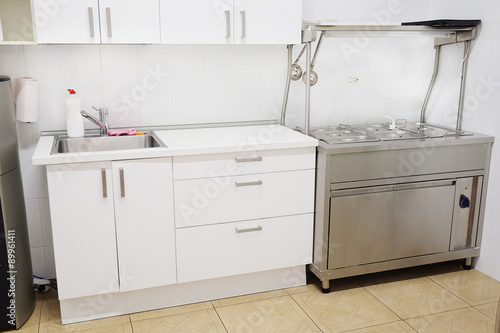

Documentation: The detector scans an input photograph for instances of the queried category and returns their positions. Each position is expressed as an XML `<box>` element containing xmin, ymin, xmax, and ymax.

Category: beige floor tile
<box><xmin>363</xmin><ymin>277</ymin><xmax>469</xmax><ymax>319</ymax></box>
<box><xmin>347</xmin><ymin>321</ymin><xmax>417</xmax><ymax>333</ymax></box>
<box><xmin>38</xmin><ymin>297</ymin><xmax>131</xmax><ymax>333</ymax></box>
<box><xmin>405</xmin><ymin>307</ymin><xmax>495</xmax><ymax>333</ymax></box>
<box><xmin>132</xmin><ymin>308</ymin><xmax>226</xmax><ymax>333</ymax></box>
<box><xmin>292</xmin><ymin>287</ymin><xmax>399</xmax><ymax>333</ymax></box>
<box><xmin>129</xmin><ymin>301</ymin><xmax>213</xmax><ymax>321</ymax></box>
<box><xmin>286</xmin><ymin>282</ymin><xmax>323</xmax><ymax>295</ymax></box>
<box><xmin>427</xmin><ymin>269</ymin><xmax>500</xmax><ymax>305</ymax></box>
<box><xmin>212</xmin><ymin>289</ymin><xmax>288</xmax><ymax>307</ymax></box>
<box><xmin>216</xmin><ymin>295</ymin><xmax>321</xmax><ymax>333</ymax></box>
<box><xmin>475</xmin><ymin>301</ymin><xmax>499</xmax><ymax>320</ymax></box>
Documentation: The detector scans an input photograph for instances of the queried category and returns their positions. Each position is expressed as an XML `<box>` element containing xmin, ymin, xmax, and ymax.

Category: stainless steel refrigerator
<box><xmin>0</xmin><ymin>75</ymin><xmax>35</xmax><ymax>330</ymax></box>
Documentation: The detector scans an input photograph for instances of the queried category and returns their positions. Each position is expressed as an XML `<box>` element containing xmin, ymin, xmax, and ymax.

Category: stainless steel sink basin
<box><xmin>51</xmin><ymin>132</ymin><xmax>166</xmax><ymax>154</ymax></box>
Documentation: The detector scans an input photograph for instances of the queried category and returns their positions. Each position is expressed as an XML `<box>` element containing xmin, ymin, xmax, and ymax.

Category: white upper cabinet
<box><xmin>0</xmin><ymin>0</ymin><xmax>35</xmax><ymax>44</ymax></box>
<box><xmin>98</xmin><ymin>0</ymin><xmax>160</xmax><ymax>44</ymax></box>
<box><xmin>160</xmin><ymin>0</ymin><xmax>302</xmax><ymax>44</ymax></box>
<box><xmin>33</xmin><ymin>0</ymin><xmax>160</xmax><ymax>44</ymax></box>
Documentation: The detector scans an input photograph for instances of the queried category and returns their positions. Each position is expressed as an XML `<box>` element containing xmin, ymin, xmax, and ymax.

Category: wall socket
<box><xmin>346</xmin><ymin>76</ymin><xmax>359</xmax><ymax>84</ymax></box>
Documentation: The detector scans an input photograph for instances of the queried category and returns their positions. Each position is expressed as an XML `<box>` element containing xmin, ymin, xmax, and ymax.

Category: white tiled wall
<box><xmin>1</xmin><ymin>0</ymin><xmax>499</xmax><ymax>280</ymax></box>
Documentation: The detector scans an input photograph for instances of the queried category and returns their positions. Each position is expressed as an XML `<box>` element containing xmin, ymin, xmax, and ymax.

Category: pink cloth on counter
<box><xmin>107</xmin><ymin>129</ymin><xmax>136</xmax><ymax>136</ymax></box>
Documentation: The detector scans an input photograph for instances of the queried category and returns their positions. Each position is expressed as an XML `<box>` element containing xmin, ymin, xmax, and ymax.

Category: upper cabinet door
<box><xmin>160</xmin><ymin>0</ymin><xmax>233</xmax><ymax>44</ymax></box>
<box><xmin>34</xmin><ymin>0</ymin><xmax>100</xmax><ymax>44</ymax></box>
<box><xmin>234</xmin><ymin>0</ymin><xmax>302</xmax><ymax>44</ymax></box>
<box><xmin>160</xmin><ymin>0</ymin><xmax>302</xmax><ymax>44</ymax></box>
<box><xmin>34</xmin><ymin>0</ymin><xmax>160</xmax><ymax>44</ymax></box>
<box><xmin>99</xmin><ymin>0</ymin><xmax>160</xmax><ymax>44</ymax></box>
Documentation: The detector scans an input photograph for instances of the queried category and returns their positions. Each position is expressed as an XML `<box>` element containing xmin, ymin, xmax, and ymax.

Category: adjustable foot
<box><xmin>321</xmin><ymin>280</ymin><xmax>330</xmax><ymax>293</ymax></box>
<box><xmin>463</xmin><ymin>257</ymin><xmax>472</xmax><ymax>270</ymax></box>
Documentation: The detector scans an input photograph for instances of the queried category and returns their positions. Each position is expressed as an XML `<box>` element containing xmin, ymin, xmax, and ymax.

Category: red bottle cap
<box><xmin>68</xmin><ymin>89</ymin><xmax>76</xmax><ymax>94</ymax></box>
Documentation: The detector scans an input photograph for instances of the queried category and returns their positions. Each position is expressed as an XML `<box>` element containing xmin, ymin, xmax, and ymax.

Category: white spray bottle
<box><xmin>66</xmin><ymin>89</ymin><xmax>84</xmax><ymax>137</ymax></box>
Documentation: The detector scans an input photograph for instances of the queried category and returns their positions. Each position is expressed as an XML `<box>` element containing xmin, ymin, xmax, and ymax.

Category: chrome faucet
<box><xmin>81</xmin><ymin>107</ymin><xmax>109</xmax><ymax>136</ymax></box>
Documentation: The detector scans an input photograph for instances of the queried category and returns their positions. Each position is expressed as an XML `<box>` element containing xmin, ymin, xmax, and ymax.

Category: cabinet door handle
<box><xmin>119</xmin><ymin>168</ymin><xmax>125</xmax><ymax>197</ymax></box>
<box><xmin>240</xmin><ymin>10</ymin><xmax>246</xmax><ymax>38</ymax></box>
<box><xmin>235</xmin><ymin>156</ymin><xmax>262</xmax><ymax>163</ymax></box>
<box><xmin>106</xmin><ymin>7</ymin><xmax>112</xmax><ymax>37</ymax></box>
<box><xmin>235</xmin><ymin>180</ymin><xmax>262</xmax><ymax>187</ymax></box>
<box><xmin>235</xmin><ymin>225</ymin><xmax>262</xmax><ymax>233</ymax></box>
<box><xmin>88</xmin><ymin>7</ymin><xmax>95</xmax><ymax>37</ymax></box>
<box><xmin>101</xmin><ymin>168</ymin><xmax>107</xmax><ymax>198</ymax></box>
<box><xmin>225</xmin><ymin>10</ymin><xmax>231</xmax><ymax>38</ymax></box>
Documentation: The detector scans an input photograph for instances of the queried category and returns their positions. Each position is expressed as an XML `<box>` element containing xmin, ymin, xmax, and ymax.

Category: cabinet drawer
<box><xmin>174</xmin><ymin>169</ymin><xmax>315</xmax><ymax>228</ymax></box>
<box><xmin>176</xmin><ymin>214</ymin><xmax>313</xmax><ymax>283</ymax></box>
<box><xmin>173</xmin><ymin>148</ymin><xmax>315</xmax><ymax>180</ymax></box>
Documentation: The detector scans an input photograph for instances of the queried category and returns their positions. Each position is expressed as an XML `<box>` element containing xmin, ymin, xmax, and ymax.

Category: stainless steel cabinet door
<box><xmin>328</xmin><ymin>183</ymin><xmax>455</xmax><ymax>269</ymax></box>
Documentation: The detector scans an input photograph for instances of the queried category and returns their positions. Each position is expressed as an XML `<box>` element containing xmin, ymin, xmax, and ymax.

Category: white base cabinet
<box><xmin>42</xmin><ymin>134</ymin><xmax>317</xmax><ymax>324</ymax></box>
<box><xmin>173</xmin><ymin>147</ymin><xmax>315</xmax><ymax>283</ymax></box>
<box><xmin>47</xmin><ymin>161</ymin><xmax>118</xmax><ymax>300</ymax></box>
<box><xmin>47</xmin><ymin>157</ymin><xmax>175</xmax><ymax>299</ymax></box>
<box><xmin>111</xmin><ymin>159</ymin><xmax>176</xmax><ymax>292</ymax></box>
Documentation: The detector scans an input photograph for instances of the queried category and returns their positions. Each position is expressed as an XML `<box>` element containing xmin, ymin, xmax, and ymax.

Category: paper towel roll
<box><xmin>12</xmin><ymin>77</ymin><xmax>38</xmax><ymax>123</ymax></box>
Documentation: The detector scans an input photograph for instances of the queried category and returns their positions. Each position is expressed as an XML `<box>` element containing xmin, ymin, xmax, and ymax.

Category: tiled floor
<box><xmin>18</xmin><ymin>261</ymin><xmax>500</xmax><ymax>333</ymax></box>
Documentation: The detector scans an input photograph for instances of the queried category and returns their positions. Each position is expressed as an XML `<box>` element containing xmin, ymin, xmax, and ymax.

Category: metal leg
<box><xmin>305</xmin><ymin>41</ymin><xmax>311</xmax><ymax>135</ymax></box>
<box><xmin>420</xmin><ymin>45</ymin><xmax>441</xmax><ymax>124</ymax></box>
<box><xmin>463</xmin><ymin>257</ymin><xmax>473</xmax><ymax>270</ymax></box>
<box><xmin>321</xmin><ymin>279</ymin><xmax>330</xmax><ymax>293</ymax></box>
<box><xmin>281</xmin><ymin>45</ymin><xmax>293</xmax><ymax>126</ymax></box>
<box><xmin>456</xmin><ymin>40</ymin><xmax>471</xmax><ymax>132</ymax></box>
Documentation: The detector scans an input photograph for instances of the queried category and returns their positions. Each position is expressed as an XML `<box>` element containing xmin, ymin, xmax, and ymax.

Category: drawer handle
<box><xmin>225</xmin><ymin>10</ymin><xmax>231</xmax><ymax>38</ymax></box>
<box><xmin>235</xmin><ymin>180</ymin><xmax>262</xmax><ymax>187</ymax></box>
<box><xmin>119</xmin><ymin>168</ymin><xmax>125</xmax><ymax>197</ymax></box>
<box><xmin>235</xmin><ymin>156</ymin><xmax>262</xmax><ymax>163</ymax></box>
<box><xmin>101</xmin><ymin>168</ymin><xmax>107</xmax><ymax>198</ymax></box>
<box><xmin>235</xmin><ymin>225</ymin><xmax>262</xmax><ymax>233</ymax></box>
<box><xmin>106</xmin><ymin>7</ymin><xmax>112</xmax><ymax>37</ymax></box>
<box><xmin>88</xmin><ymin>7</ymin><xmax>95</xmax><ymax>38</ymax></box>
<box><xmin>240</xmin><ymin>10</ymin><xmax>246</xmax><ymax>38</ymax></box>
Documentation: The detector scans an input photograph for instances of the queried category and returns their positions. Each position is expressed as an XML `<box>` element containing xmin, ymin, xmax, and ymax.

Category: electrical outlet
<box><xmin>346</xmin><ymin>76</ymin><xmax>359</xmax><ymax>84</ymax></box>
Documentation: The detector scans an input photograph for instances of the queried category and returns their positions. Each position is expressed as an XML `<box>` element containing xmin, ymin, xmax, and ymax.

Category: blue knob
<box><xmin>459</xmin><ymin>194</ymin><xmax>470</xmax><ymax>209</ymax></box>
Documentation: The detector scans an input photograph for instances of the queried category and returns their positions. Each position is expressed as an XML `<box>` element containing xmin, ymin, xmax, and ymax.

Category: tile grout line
<box><xmin>359</xmin><ymin>283</ymin><xmax>406</xmax><ymax>322</ymax></box>
<box><xmin>211</xmin><ymin>304</ymin><xmax>230</xmax><ymax>333</ymax></box>
<box><xmin>423</xmin><ymin>274</ymin><xmax>476</xmax><ymax>307</ymax></box>
<box><xmin>287</xmin><ymin>291</ymin><xmax>325</xmax><ymax>332</ymax></box>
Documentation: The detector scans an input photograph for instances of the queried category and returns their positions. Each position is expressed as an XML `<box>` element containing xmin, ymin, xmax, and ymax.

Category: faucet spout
<box><xmin>81</xmin><ymin>107</ymin><xmax>109</xmax><ymax>136</ymax></box>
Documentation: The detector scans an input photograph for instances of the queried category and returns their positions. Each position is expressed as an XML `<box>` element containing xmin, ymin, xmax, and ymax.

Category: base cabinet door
<box><xmin>329</xmin><ymin>183</ymin><xmax>455</xmax><ymax>269</ymax></box>
<box><xmin>47</xmin><ymin>162</ymin><xmax>119</xmax><ymax>300</ymax></box>
<box><xmin>112</xmin><ymin>158</ymin><xmax>176</xmax><ymax>292</ymax></box>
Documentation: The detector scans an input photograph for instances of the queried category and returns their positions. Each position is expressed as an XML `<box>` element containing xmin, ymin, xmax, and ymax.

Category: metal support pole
<box><xmin>456</xmin><ymin>40</ymin><xmax>471</xmax><ymax>132</ymax></box>
<box><xmin>420</xmin><ymin>45</ymin><xmax>441</xmax><ymax>124</ymax></box>
<box><xmin>305</xmin><ymin>41</ymin><xmax>312</xmax><ymax>135</ymax></box>
<box><xmin>281</xmin><ymin>45</ymin><xmax>293</xmax><ymax>126</ymax></box>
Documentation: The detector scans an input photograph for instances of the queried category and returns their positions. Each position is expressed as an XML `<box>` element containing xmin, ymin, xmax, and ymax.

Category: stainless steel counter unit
<box><xmin>310</xmin><ymin>123</ymin><xmax>494</xmax><ymax>292</ymax></box>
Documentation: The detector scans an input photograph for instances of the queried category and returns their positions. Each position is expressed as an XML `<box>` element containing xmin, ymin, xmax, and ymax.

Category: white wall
<box><xmin>0</xmin><ymin>0</ymin><xmax>499</xmax><ymax>280</ymax></box>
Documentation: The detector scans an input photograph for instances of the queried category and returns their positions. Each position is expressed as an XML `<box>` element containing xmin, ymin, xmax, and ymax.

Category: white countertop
<box><xmin>32</xmin><ymin>125</ymin><xmax>318</xmax><ymax>165</ymax></box>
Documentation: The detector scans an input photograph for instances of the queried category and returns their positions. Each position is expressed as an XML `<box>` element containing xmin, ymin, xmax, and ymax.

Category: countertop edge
<box><xmin>32</xmin><ymin>125</ymin><xmax>319</xmax><ymax>166</ymax></box>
